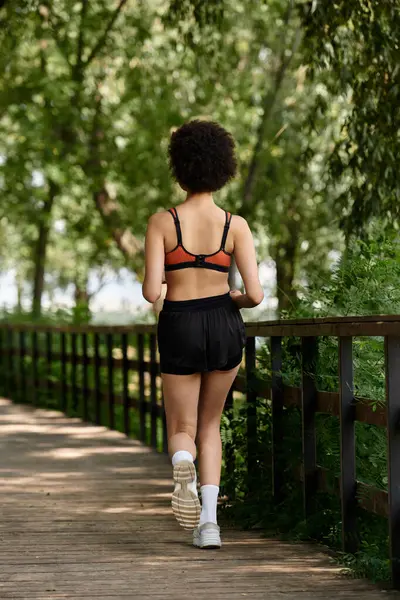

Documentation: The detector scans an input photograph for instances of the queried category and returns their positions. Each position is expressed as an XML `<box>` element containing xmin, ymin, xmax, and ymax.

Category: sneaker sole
<box><xmin>172</xmin><ymin>461</ymin><xmax>200</xmax><ymax>531</ymax></box>
<box><xmin>193</xmin><ymin>531</ymin><xmax>222</xmax><ymax>549</ymax></box>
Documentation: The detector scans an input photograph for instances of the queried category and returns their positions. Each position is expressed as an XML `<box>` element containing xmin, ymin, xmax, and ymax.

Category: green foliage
<box><xmin>302</xmin><ymin>0</ymin><xmax>400</xmax><ymax>230</ymax></box>
<box><xmin>221</xmin><ymin>236</ymin><xmax>394</xmax><ymax>583</ymax></box>
<box><xmin>294</xmin><ymin>229</ymin><xmax>400</xmax><ymax>318</ymax></box>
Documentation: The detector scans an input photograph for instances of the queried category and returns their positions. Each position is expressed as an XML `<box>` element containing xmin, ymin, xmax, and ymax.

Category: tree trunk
<box><xmin>73</xmin><ymin>282</ymin><xmax>91</xmax><ymax>324</ymax></box>
<box><xmin>274</xmin><ymin>220</ymin><xmax>299</xmax><ymax>316</ymax></box>
<box><xmin>16</xmin><ymin>276</ymin><xmax>23</xmax><ymax>312</ymax></box>
<box><xmin>31</xmin><ymin>180</ymin><xmax>58</xmax><ymax>318</ymax></box>
<box><xmin>94</xmin><ymin>188</ymin><xmax>143</xmax><ymax>264</ymax></box>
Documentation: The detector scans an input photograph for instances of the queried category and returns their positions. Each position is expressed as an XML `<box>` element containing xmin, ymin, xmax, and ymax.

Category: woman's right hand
<box><xmin>229</xmin><ymin>289</ymin><xmax>242</xmax><ymax>301</ymax></box>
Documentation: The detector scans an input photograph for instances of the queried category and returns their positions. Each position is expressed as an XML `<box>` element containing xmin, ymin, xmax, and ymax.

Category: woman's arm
<box><xmin>230</xmin><ymin>216</ymin><xmax>264</xmax><ymax>309</ymax></box>
<box><xmin>142</xmin><ymin>213</ymin><xmax>165</xmax><ymax>304</ymax></box>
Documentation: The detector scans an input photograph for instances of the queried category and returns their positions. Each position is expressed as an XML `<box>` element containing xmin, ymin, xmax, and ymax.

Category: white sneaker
<box><xmin>193</xmin><ymin>522</ymin><xmax>221</xmax><ymax>549</ymax></box>
<box><xmin>171</xmin><ymin>460</ymin><xmax>201</xmax><ymax>530</ymax></box>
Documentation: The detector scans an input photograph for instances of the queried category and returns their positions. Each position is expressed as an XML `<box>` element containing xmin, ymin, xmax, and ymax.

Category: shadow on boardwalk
<box><xmin>0</xmin><ymin>398</ymin><xmax>397</xmax><ymax>600</ymax></box>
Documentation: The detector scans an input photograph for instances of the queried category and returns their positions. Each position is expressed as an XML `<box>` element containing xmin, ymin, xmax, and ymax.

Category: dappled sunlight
<box><xmin>29</xmin><ymin>445</ymin><xmax>147</xmax><ymax>460</ymax></box>
<box><xmin>0</xmin><ymin>398</ymin><xmax>388</xmax><ymax>599</ymax></box>
<box><xmin>218</xmin><ymin>562</ymin><xmax>344</xmax><ymax>575</ymax></box>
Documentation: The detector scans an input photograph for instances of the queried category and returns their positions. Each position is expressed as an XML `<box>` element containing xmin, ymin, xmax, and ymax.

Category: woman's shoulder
<box><xmin>230</xmin><ymin>214</ymin><xmax>250</xmax><ymax>232</ymax></box>
<box><xmin>147</xmin><ymin>209</ymin><xmax>174</xmax><ymax>227</ymax></box>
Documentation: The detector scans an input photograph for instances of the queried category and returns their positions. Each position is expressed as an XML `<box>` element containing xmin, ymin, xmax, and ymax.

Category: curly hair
<box><xmin>168</xmin><ymin>120</ymin><xmax>237</xmax><ymax>193</ymax></box>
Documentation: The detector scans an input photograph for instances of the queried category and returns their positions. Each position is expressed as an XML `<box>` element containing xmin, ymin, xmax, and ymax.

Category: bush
<box><xmin>221</xmin><ymin>232</ymin><xmax>398</xmax><ymax>583</ymax></box>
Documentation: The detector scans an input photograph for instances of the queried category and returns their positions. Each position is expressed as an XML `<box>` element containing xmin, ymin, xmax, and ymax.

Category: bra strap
<box><xmin>220</xmin><ymin>211</ymin><xmax>232</xmax><ymax>250</ymax></box>
<box><xmin>168</xmin><ymin>208</ymin><xmax>183</xmax><ymax>246</ymax></box>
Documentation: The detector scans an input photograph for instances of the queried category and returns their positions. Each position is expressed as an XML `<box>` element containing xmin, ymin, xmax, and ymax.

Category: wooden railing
<box><xmin>0</xmin><ymin>316</ymin><xmax>399</xmax><ymax>588</ymax></box>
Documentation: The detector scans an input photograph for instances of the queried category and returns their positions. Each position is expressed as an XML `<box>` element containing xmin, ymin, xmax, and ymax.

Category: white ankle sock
<box><xmin>199</xmin><ymin>484</ymin><xmax>219</xmax><ymax>525</ymax></box>
<box><xmin>171</xmin><ymin>450</ymin><xmax>193</xmax><ymax>467</ymax></box>
<box><xmin>171</xmin><ymin>450</ymin><xmax>198</xmax><ymax>496</ymax></box>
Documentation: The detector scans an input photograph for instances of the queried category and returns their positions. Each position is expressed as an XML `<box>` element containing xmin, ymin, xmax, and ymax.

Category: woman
<box><xmin>142</xmin><ymin>120</ymin><xmax>263</xmax><ymax>549</ymax></box>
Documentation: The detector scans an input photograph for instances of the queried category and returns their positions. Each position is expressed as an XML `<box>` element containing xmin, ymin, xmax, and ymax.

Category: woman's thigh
<box><xmin>161</xmin><ymin>373</ymin><xmax>202</xmax><ymax>437</ymax></box>
<box><xmin>197</xmin><ymin>366</ymin><xmax>240</xmax><ymax>430</ymax></box>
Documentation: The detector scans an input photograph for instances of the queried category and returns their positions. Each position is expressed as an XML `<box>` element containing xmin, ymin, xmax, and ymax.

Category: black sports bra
<box><xmin>164</xmin><ymin>208</ymin><xmax>232</xmax><ymax>273</ymax></box>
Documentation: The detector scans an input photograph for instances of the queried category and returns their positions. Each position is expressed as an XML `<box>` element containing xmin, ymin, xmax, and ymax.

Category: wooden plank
<box><xmin>71</xmin><ymin>332</ymin><xmax>78</xmax><ymax>412</ymax></box>
<box><xmin>7</xmin><ymin>328</ymin><xmax>14</xmax><ymax>397</ymax></box>
<box><xmin>94</xmin><ymin>333</ymin><xmax>101</xmax><ymax>425</ymax></box>
<box><xmin>60</xmin><ymin>332</ymin><xmax>67</xmax><ymax>412</ymax></box>
<box><xmin>0</xmin><ymin>398</ymin><xmax>389</xmax><ymax>599</ymax></box>
<box><xmin>1</xmin><ymin>314</ymin><xmax>400</xmax><ymax>336</ymax></box>
<box><xmin>32</xmin><ymin>330</ymin><xmax>39</xmax><ymax>407</ymax></box>
<box><xmin>149</xmin><ymin>334</ymin><xmax>158</xmax><ymax>450</ymax></box>
<box><xmin>121</xmin><ymin>333</ymin><xmax>130</xmax><ymax>436</ymax></box>
<box><xmin>46</xmin><ymin>331</ymin><xmax>53</xmax><ymax>401</ymax></box>
<box><xmin>300</xmin><ymin>467</ymin><xmax>389</xmax><ymax>519</ymax></box>
<box><xmin>271</xmin><ymin>336</ymin><xmax>284</xmax><ymax>503</ymax></box>
<box><xmin>245</xmin><ymin>336</ymin><xmax>257</xmax><ymax>491</ymax></box>
<box><xmin>82</xmin><ymin>332</ymin><xmax>89</xmax><ymax>422</ymax></box>
<box><xmin>339</xmin><ymin>336</ymin><xmax>358</xmax><ymax>553</ymax></box>
<box><xmin>0</xmin><ymin>345</ymin><xmax>386</xmax><ymax>428</ymax></box>
<box><xmin>18</xmin><ymin>330</ymin><xmax>26</xmax><ymax>403</ymax></box>
<box><xmin>138</xmin><ymin>333</ymin><xmax>146</xmax><ymax>443</ymax></box>
<box><xmin>106</xmin><ymin>333</ymin><xmax>115</xmax><ymax>430</ymax></box>
<box><xmin>246</xmin><ymin>320</ymin><xmax>400</xmax><ymax>338</ymax></box>
<box><xmin>385</xmin><ymin>336</ymin><xmax>400</xmax><ymax>588</ymax></box>
<box><xmin>301</xmin><ymin>337</ymin><xmax>318</xmax><ymax>518</ymax></box>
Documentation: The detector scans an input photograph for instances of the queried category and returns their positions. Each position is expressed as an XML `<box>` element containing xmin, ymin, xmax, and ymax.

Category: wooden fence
<box><xmin>0</xmin><ymin>316</ymin><xmax>399</xmax><ymax>588</ymax></box>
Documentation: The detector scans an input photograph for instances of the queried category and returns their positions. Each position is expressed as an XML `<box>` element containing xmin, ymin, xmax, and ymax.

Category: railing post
<box><xmin>271</xmin><ymin>336</ymin><xmax>284</xmax><ymax>503</ymax></box>
<box><xmin>150</xmin><ymin>334</ymin><xmax>158</xmax><ymax>450</ymax></box>
<box><xmin>121</xmin><ymin>333</ymin><xmax>130</xmax><ymax>436</ymax></box>
<box><xmin>19</xmin><ymin>330</ymin><xmax>26</xmax><ymax>403</ymax></box>
<box><xmin>106</xmin><ymin>333</ymin><xmax>115</xmax><ymax>430</ymax></box>
<box><xmin>162</xmin><ymin>393</ymin><xmax>168</xmax><ymax>454</ymax></box>
<box><xmin>32</xmin><ymin>331</ymin><xmax>39</xmax><ymax>406</ymax></box>
<box><xmin>245</xmin><ymin>336</ymin><xmax>257</xmax><ymax>492</ymax></box>
<box><xmin>224</xmin><ymin>386</ymin><xmax>236</xmax><ymax>499</ymax></box>
<box><xmin>71</xmin><ymin>332</ymin><xmax>78</xmax><ymax>412</ymax></box>
<box><xmin>94</xmin><ymin>333</ymin><xmax>101</xmax><ymax>425</ymax></box>
<box><xmin>82</xmin><ymin>333</ymin><xmax>89</xmax><ymax>422</ymax></box>
<box><xmin>301</xmin><ymin>336</ymin><xmax>318</xmax><ymax>518</ymax></box>
<box><xmin>385</xmin><ymin>336</ymin><xmax>400</xmax><ymax>589</ymax></box>
<box><xmin>339</xmin><ymin>336</ymin><xmax>358</xmax><ymax>553</ymax></box>
<box><xmin>137</xmin><ymin>333</ymin><xmax>146</xmax><ymax>443</ymax></box>
<box><xmin>0</xmin><ymin>329</ymin><xmax>4</xmax><ymax>397</ymax></box>
<box><xmin>7</xmin><ymin>328</ymin><xmax>14</xmax><ymax>398</ymax></box>
<box><xmin>46</xmin><ymin>332</ymin><xmax>52</xmax><ymax>405</ymax></box>
<box><xmin>0</xmin><ymin>329</ymin><xmax>6</xmax><ymax>398</ymax></box>
<box><xmin>60</xmin><ymin>332</ymin><xmax>67</xmax><ymax>413</ymax></box>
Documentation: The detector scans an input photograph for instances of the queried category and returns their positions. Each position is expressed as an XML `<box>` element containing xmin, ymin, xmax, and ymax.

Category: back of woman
<box><xmin>163</xmin><ymin>201</ymin><xmax>233</xmax><ymax>301</ymax></box>
<box><xmin>143</xmin><ymin>120</ymin><xmax>263</xmax><ymax>550</ymax></box>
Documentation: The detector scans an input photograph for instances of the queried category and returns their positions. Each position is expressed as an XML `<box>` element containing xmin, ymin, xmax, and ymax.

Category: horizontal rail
<box><xmin>2</xmin><ymin>346</ymin><xmax>386</xmax><ymax>428</ymax></box>
<box><xmin>232</xmin><ymin>375</ymin><xmax>386</xmax><ymax>428</ymax></box>
<box><xmin>1</xmin><ymin>314</ymin><xmax>400</xmax><ymax>337</ymax></box>
<box><xmin>302</xmin><ymin>467</ymin><xmax>389</xmax><ymax>518</ymax></box>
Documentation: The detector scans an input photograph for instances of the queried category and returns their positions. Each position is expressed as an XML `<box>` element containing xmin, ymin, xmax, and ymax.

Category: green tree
<box><xmin>302</xmin><ymin>0</ymin><xmax>400</xmax><ymax>230</ymax></box>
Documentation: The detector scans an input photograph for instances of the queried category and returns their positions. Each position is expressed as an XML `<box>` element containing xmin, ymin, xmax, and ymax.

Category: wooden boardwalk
<box><xmin>0</xmin><ymin>398</ymin><xmax>397</xmax><ymax>600</ymax></box>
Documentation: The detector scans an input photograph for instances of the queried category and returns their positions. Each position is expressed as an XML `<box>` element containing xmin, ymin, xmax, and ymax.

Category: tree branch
<box><xmin>241</xmin><ymin>0</ymin><xmax>299</xmax><ymax>212</ymax></box>
<box><xmin>85</xmin><ymin>0</ymin><xmax>128</xmax><ymax>68</ymax></box>
<box><xmin>73</xmin><ymin>0</ymin><xmax>89</xmax><ymax>80</ymax></box>
<box><xmin>39</xmin><ymin>3</ymin><xmax>72</xmax><ymax>69</ymax></box>
<box><xmin>87</xmin><ymin>88</ymin><xmax>144</xmax><ymax>266</ymax></box>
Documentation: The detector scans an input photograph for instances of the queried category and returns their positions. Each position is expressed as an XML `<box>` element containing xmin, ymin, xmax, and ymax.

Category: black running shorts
<box><xmin>157</xmin><ymin>293</ymin><xmax>246</xmax><ymax>375</ymax></box>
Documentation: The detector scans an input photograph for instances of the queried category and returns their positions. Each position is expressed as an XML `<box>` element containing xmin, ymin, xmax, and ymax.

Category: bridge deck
<box><xmin>0</xmin><ymin>398</ymin><xmax>395</xmax><ymax>600</ymax></box>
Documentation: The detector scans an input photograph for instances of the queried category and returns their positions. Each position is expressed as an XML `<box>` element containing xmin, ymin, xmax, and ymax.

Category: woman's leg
<box><xmin>196</xmin><ymin>366</ymin><xmax>240</xmax><ymax>526</ymax></box>
<box><xmin>162</xmin><ymin>372</ymin><xmax>202</xmax><ymax>530</ymax></box>
<box><xmin>162</xmin><ymin>372</ymin><xmax>201</xmax><ymax>458</ymax></box>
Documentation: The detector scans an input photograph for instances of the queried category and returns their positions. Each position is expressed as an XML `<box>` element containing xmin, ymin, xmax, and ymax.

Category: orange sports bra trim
<box><xmin>164</xmin><ymin>207</ymin><xmax>232</xmax><ymax>273</ymax></box>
